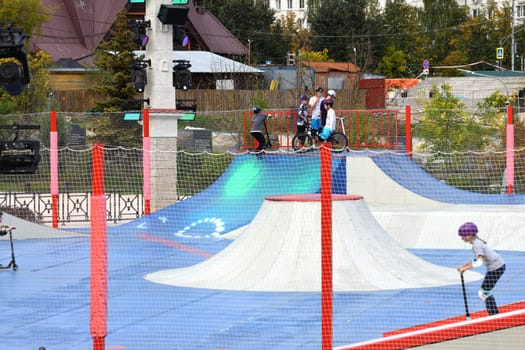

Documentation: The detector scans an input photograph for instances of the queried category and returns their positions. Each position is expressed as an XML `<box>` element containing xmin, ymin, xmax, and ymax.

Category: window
<box><xmin>288</xmin><ymin>0</ymin><xmax>293</xmax><ymax>9</ymax></box>
<box><xmin>299</xmin><ymin>0</ymin><xmax>304</xmax><ymax>8</ymax></box>
<box><xmin>517</xmin><ymin>5</ymin><xmax>525</xmax><ymax>18</ymax></box>
<box><xmin>275</xmin><ymin>0</ymin><xmax>281</xmax><ymax>10</ymax></box>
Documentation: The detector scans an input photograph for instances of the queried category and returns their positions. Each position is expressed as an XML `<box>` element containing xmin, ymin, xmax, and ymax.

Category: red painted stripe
<box><xmin>266</xmin><ymin>194</ymin><xmax>362</xmax><ymax>202</ymax></box>
<box><xmin>384</xmin><ymin>301</ymin><xmax>525</xmax><ymax>336</ymax></box>
<box><xmin>338</xmin><ymin>307</ymin><xmax>525</xmax><ymax>350</ymax></box>
<box><xmin>135</xmin><ymin>233</ymin><xmax>213</xmax><ymax>258</ymax></box>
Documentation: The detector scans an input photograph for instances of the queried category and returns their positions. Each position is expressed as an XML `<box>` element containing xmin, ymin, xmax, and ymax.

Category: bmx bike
<box><xmin>291</xmin><ymin>118</ymin><xmax>348</xmax><ymax>152</ymax></box>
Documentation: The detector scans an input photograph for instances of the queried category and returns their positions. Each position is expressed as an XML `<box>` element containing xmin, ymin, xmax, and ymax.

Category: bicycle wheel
<box><xmin>329</xmin><ymin>132</ymin><xmax>348</xmax><ymax>152</ymax></box>
<box><xmin>292</xmin><ymin>133</ymin><xmax>313</xmax><ymax>151</ymax></box>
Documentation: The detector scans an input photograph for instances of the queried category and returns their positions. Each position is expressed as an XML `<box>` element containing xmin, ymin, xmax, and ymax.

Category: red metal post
<box><xmin>143</xmin><ymin>109</ymin><xmax>151</xmax><ymax>215</ymax></box>
<box><xmin>405</xmin><ymin>105</ymin><xmax>412</xmax><ymax>157</ymax></box>
<box><xmin>506</xmin><ymin>104</ymin><xmax>514</xmax><ymax>194</ymax></box>
<box><xmin>320</xmin><ymin>142</ymin><xmax>333</xmax><ymax>350</ymax></box>
<box><xmin>50</xmin><ymin>111</ymin><xmax>59</xmax><ymax>228</ymax></box>
<box><xmin>90</xmin><ymin>143</ymin><xmax>107</xmax><ymax>350</ymax></box>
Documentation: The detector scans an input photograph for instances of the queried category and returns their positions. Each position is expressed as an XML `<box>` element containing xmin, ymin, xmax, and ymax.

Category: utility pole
<box><xmin>248</xmin><ymin>39</ymin><xmax>252</xmax><ymax>65</ymax></box>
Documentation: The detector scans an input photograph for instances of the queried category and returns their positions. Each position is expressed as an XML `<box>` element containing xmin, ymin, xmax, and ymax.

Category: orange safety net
<box><xmin>385</xmin><ymin>78</ymin><xmax>420</xmax><ymax>90</ymax></box>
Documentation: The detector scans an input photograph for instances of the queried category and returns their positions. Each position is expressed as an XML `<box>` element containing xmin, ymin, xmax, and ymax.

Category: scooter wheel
<box><xmin>12</xmin><ymin>264</ymin><xmax>18</xmax><ymax>271</ymax></box>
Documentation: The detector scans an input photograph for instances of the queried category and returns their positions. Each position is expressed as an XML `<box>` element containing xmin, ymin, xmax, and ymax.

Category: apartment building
<box><xmin>266</xmin><ymin>0</ymin><xmax>525</xmax><ymax>27</ymax></box>
<box><xmin>266</xmin><ymin>0</ymin><xmax>308</xmax><ymax>27</ymax></box>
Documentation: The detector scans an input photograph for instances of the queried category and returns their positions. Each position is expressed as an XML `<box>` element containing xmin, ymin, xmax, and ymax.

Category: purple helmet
<box><xmin>299</xmin><ymin>94</ymin><xmax>308</xmax><ymax>101</ymax></box>
<box><xmin>458</xmin><ymin>222</ymin><xmax>478</xmax><ymax>236</ymax></box>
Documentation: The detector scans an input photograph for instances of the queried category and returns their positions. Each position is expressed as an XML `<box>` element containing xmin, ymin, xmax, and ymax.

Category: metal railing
<box><xmin>243</xmin><ymin>109</ymin><xmax>401</xmax><ymax>151</ymax></box>
<box><xmin>0</xmin><ymin>191</ymin><xmax>145</xmax><ymax>226</ymax></box>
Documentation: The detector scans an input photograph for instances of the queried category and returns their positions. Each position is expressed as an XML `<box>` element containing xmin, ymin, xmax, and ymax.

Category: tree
<box><xmin>204</xmin><ymin>0</ymin><xmax>277</xmax><ymax>64</ymax></box>
<box><xmin>3</xmin><ymin>50</ymin><xmax>53</xmax><ymax>113</ymax></box>
<box><xmin>0</xmin><ymin>0</ymin><xmax>50</xmax><ymax>111</ymax></box>
<box><xmin>415</xmin><ymin>84</ymin><xmax>492</xmax><ymax>153</ymax></box>
<box><xmin>308</xmin><ymin>0</ymin><xmax>368</xmax><ymax>63</ymax></box>
<box><xmin>419</xmin><ymin>0</ymin><xmax>469</xmax><ymax>67</ymax></box>
<box><xmin>0</xmin><ymin>0</ymin><xmax>48</xmax><ymax>37</ymax></box>
<box><xmin>382</xmin><ymin>0</ymin><xmax>424</xmax><ymax>76</ymax></box>
<box><xmin>274</xmin><ymin>12</ymin><xmax>311</xmax><ymax>58</ymax></box>
<box><xmin>378</xmin><ymin>46</ymin><xmax>407</xmax><ymax>77</ymax></box>
<box><xmin>89</xmin><ymin>11</ymin><xmax>142</xmax><ymax>147</ymax></box>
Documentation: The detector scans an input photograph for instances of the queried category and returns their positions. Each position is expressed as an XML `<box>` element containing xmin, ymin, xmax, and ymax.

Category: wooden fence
<box><xmin>52</xmin><ymin>88</ymin><xmax>364</xmax><ymax>113</ymax></box>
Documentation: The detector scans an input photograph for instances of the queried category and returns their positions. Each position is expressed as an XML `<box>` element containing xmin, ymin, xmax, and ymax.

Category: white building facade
<box><xmin>264</xmin><ymin>0</ymin><xmax>525</xmax><ymax>27</ymax></box>
<box><xmin>265</xmin><ymin>0</ymin><xmax>308</xmax><ymax>27</ymax></box>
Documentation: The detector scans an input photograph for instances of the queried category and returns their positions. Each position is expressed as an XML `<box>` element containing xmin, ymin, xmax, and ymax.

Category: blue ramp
<box><xmin>371</xmin><ymin>153</ymin><xmax>525</xmax><ymax>204</ymax></box>
<box><xmin>109</xmin><ymin>153</ymin><xmax>346</xmax><ymax>239</ymax></box>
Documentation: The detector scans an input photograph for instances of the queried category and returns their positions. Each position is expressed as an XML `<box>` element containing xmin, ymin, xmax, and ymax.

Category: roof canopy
<box><xmin>137</xmin><ymin>50</ymin><xmax>262</xmax><ymax>74</ymax></box>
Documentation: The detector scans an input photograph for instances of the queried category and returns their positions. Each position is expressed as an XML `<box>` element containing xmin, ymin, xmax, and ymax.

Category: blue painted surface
<box><xmin>371</xmin><ymin>153</ymin><xmax>525</xmax><ymax>204</ymax></box>
<box><xmin>1</xmin><ymin>235</ymin><xmax>524</xmax><ymax>350</ymax></box>
<box><xmin>84</xmin><ymin>153</ymin><xmax>347</xmax><ymax>239</ymax></box>
<box><xmin>2</xmin><ymin>154</ymin><xmax>524</xmax><ymax>349</ymax></box>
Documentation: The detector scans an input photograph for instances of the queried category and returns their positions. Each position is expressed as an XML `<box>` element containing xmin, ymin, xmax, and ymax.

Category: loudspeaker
<box><xmin>157</xmin><ymin>5</ymin><xmax>189</xmax><ymax>26</ymax></box>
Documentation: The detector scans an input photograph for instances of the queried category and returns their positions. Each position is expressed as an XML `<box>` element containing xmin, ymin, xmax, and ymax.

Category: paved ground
<box><xmin>1</xmin><ymin>152</ymin><xmax>524</xmax><ymax>350</ymax></box>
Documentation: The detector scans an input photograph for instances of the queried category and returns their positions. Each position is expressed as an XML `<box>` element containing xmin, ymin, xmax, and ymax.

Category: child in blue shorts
<box><xmin>319</xmin><ymin>99</ymin><xmax>335</xmax><ymax>141</ymax></box>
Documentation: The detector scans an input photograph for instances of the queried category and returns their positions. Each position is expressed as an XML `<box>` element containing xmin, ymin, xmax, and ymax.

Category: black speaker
<box><xmin>0</xmin><ymin>139</ymin><xmax>40</xmax><ymax>174</ymax></box>
<box><xmin>157</xmin><ymin>5</ymin><xmax>189</xmax><ymax>26</ymax></box>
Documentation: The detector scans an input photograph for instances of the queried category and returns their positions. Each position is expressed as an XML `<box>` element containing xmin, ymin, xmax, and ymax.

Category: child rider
<box><xmin>318</xmin><ymin>99</ymin><xmax>336</xmax><ymax>142</ymax></box>
<box><xmin>457</xmin><ymin>222</ymin><xmax>505</xmax><ymax>315</ymax></box>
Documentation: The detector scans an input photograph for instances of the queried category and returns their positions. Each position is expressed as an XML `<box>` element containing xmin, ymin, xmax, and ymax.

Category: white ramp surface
<box><xmin>345</xmin><ymin>155</ymin><xmax>525</xmax><ymax>250</ymax></box>
<box><xmin>146</xmin><ymin>195</ymin><xmax>481</xmax><ymax>291</ymax></box>
<box><xmin>0</xmin><ymin>212</ymin><xmax>86</xmax><ymax>239</ymax></box>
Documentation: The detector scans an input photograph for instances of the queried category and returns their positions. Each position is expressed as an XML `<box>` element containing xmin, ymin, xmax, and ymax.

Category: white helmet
<box><xmin>327</xmin><ymin>89</ymin><xmax>336</xmax><ymax>98</ymax></box>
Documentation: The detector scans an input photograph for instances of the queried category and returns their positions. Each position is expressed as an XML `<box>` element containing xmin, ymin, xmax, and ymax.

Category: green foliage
<box><xmin>415</xmin><ymin>84</ymin><xmax>494</xmax><ymax>153</ymax></box>
<box><xmin>382</xmin><ymin>0</ymin><xmax>427</xmax><ymax>76</ymax></box>
<box><xmin>301</xmin><ymin>49</ymin><xmax>332</xmax><ymax>62</ymax></box>
<box><xmin>250</xmin><ymin>91</ymin><xmax>269</xmax><ymax>110</ymax></box>
<box><xmin>38</xmin><ymin>113</ymin><xmax>72</xmax><ymax>147</ymax></box>
<box><xmin>89</xmin><ymin>11</ymin><xmax>142</xmax><ymax>147</ymax></box>
<box><xmin>308</xmin><ymin>0</ymin><xmax>367</xmax><ymax>62</ymax></box>
<box><xmin>197</xmin><ymin>0</ymin><xmax>525</xmax><ymax>74</ymax></box>
<box><xmin>0</xmin><ymin>51</ymin><xmax>53</xmax><ymax>113</ymax></box>
<box><xmin>275</xmin><ymin>12</ymin><xmax>311</xmax><ymax>53</ymax></box>
<box><xmin>0</xmin><ymin>0</ymin><xmax>49</xmax><ymax>37</ymax></box>
<box><xmin>420</xmin><ymin>0</ymin><xmax>469</xmax><ymax>66</ymax></box>
<box><xmin>378</xmin><ymin>46</ymin><xmax>407</xmax><ymax>77</ymax></box>
<box><xmin>177</xmin><ymin>152</ymin><xmax>233</xmax><ymax>196</ymax></box>
<box><xmin>204</xmin><ymin>0</ymin><xmax>277</xmax><ymax>64</ymax></box>
<box><xmin>178</xmin><ymin>113</ymin><xmax>243</xmax><ymax>134</ymax></box>
<box><xmin>0</xmin><ymin>0</ymin><xmax>52</xmax><ymax>113</ymax></box>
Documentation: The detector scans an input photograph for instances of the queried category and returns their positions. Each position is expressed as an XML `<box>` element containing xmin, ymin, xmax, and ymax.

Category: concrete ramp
<box><xmin>0</xmin><ymin>212</ymin><xmax>85</xmax><ymax>239</ymax></box>
<box><xmin>145</xmin><ymin>194</ymin><xmax>481</xmax><ymax>292</ymax></box>
<box><xmin>346</xmin><ymin>154</ymin><xmax>525</xmax><ymax>251</ymax></box>
<box><xmin>336</xmin><ymin>302</ymin><xmax>525</xmax><ymax>349</ymax></box>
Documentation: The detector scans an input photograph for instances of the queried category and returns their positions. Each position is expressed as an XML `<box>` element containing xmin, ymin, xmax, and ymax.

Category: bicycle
<box><xmin>291</xmin><ymin>119</ymin><xmax>314</xmax><ymax>150</ymax></box>
<box><xmin>251</xmin><ymin>118</ymin><xmax>276</xmax><ymax>152</ymax></box>
<box><xmin>291</xmin><ymin>118</ymin><xmax>348</xmax><ymax>152</ymax></box>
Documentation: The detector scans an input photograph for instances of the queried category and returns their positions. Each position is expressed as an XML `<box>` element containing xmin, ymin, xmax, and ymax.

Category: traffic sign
<box><xmin>497</xmin><ymin>47</ymin><xmax>504</xmax><ymax>60</ymax></box>
<box><xmin>423</xmin><ymin>59</ymin><xmax>430</xmax><ymax>74</ymax></box>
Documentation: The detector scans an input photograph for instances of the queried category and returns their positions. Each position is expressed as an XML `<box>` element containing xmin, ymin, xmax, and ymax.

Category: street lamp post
<box><xmin>248</xmin><ymin>39</ymin><xmax>252</xmax><ymax>65</ymax></box>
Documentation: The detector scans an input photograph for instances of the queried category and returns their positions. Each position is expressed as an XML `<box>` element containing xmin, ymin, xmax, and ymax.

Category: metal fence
<box><xmin>0</xmin><ymin>191</ymin><xmax>144</xmax><ymax>226</ymax></box>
